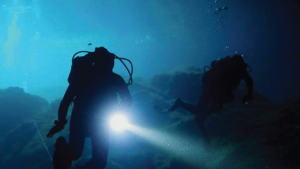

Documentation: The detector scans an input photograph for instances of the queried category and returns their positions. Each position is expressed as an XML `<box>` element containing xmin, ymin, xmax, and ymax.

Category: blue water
<box><xmin>0</xmin><ymin>0</ymin><xmax>299</xmax><ymax>168</ymax></box>
<box><xmin>1</xmin><ymin>0</ymin><xmax>299</xmax><ymax>102</ymax></box>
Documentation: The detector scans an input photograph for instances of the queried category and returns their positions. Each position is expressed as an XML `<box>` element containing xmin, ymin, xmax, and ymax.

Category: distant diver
<box><xmin>156</xmin><ymin>55</ymin><xmax>253</xmax><ymax>147</ymax></box>
<box><xmin>88</xmin><ymin>43</ymin><xmax>92</xmax><ymax>46</ymax></box>
<box><xmin>47</xmin><ymin>47</ymin><xmax>132</xmax><ymax>169</ymax></box>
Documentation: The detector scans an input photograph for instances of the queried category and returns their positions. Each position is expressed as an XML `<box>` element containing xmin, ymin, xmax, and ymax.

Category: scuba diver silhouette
<box><xmin>47</xmin><ymin>47</ymin><xmax>132</xmax><ymax>169</ymax></box>
<box><xmin>156</xmin><ymin>55</ymin><xmax>253</xmax><ymax>147</ymax></box>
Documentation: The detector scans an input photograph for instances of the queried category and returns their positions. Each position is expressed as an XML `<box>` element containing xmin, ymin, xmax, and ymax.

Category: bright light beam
<box><xmin>127</xmin><ymin>125</ymin><xmax>237</xmax><ymax>168</ymax></box>
<box><xmin>109</xmin><ymin>114</ymin><xmax>129</xmax><ymax>132</ymax></box>
<box><xmin>108</xmin><ymin>115</ymin><xmax>239</xmax><ymax>167</ymax></box>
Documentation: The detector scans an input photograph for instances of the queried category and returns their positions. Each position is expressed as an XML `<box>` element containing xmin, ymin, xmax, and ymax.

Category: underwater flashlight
<box><xmin>109</xmin><ymin>114</ymin><xmax>129</xmax><ymax>132</ymax></box>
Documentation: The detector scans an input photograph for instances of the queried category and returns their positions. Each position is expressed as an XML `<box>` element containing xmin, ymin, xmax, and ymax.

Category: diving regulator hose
<box><xmin>72</xmin><ymin>51</ymin><xmax>133</xmax><ymax>85</ymax></box>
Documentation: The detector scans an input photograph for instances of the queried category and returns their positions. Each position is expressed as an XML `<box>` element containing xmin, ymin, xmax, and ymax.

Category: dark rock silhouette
<box><xmin>0</xmin><ymin>87</ymin><xmax>48</xmax><ymax>137</ymax></box>
<box><xmin>151</xmin><ymin>67</ymin><xmax>202</xmax><ymax>103</ymax></box>
<box><xmin>0</xmin><ymin>87</ymin><xmax>50</xmax><ymax>168</ymax></box>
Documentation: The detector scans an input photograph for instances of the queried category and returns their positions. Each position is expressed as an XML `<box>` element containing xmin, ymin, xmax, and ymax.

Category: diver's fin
<box><xmin>53</xmin><ymin>137</ymin><xmax>72</xmax><ymax>169</ymax></box>
<box><xmin>153</xmin><ymin>105</ymin><xmax>169</xmax><ymax>113</ymax></box>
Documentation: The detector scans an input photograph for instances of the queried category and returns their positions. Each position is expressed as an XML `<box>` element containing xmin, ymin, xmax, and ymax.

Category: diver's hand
<box><xmin>47</xmin><ymin>120</ymin><xmax>67</xmax><ymax>138</ymax></box>
<box><xmin>241</xmin><ymin>93</ymin><xmax>253</xmax><ymax>105</ymax></box>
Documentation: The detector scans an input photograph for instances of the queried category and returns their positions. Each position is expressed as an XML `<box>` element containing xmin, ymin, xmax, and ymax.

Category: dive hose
<box><xmin>72</xmin><ymin>51</ymin><xmax>133</xmax><ymax>85</ymax></box>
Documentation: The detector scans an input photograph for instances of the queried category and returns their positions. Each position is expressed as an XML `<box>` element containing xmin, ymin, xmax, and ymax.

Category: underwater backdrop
<box><xmin>0</xmin><ymin>0</ymin><xmax>299</xmax><ymax>168</ymax></box>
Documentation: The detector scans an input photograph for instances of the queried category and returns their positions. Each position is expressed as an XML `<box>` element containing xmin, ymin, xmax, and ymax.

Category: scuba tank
<box><xmin>68</xmin><ymin>50</ymin><xmax>133</xmax><ymax>86</ymax></box>
<box><xmin>203</xmin><ymin>55</ymin><xmax>252</xmax><ymax>73</ymax></box>
<box><xmin>202</xmin><ymin>55</ymin><xmax>252</xmax><ymax>89</ymax></box>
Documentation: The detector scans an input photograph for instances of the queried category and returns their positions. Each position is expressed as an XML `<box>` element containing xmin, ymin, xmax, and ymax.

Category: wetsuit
<box><xmin>168</xmin><ymin>55</ymin><xmax>253</xmax><ymax>146</ymax></box>
<box><xmin>55</xmin><ymin>69</ymin><xmax>132</xmax><ymax>169</ymax></box>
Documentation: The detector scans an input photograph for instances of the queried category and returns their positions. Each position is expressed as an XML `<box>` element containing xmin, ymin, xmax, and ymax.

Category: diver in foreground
<box><xmin>47</xmin><ymin>47</ymin><xmax>132</xmax><ymax>169</ymax></box>
<box><xmin>157</xmin><ymin>55</ymin><xmax>253</xmax><ymax>146</ymax></box>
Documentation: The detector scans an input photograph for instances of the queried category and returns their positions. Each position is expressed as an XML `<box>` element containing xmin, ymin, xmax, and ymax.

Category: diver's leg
<box><xmin>168</xmin><ymin>98</ymin><xmax>197</xmax><ymax>113</ymax></box>
<box><xmin>53</xmin><ymin>137</ymin><xmax>72</xmax><ymax>169</ymax></box>
<box><xmin>203</xmin><ymin>102</ymin><xmax>222</xmax><ymax>117</ymax></box>
<box><xmin>203</xmin><ymin>91</ymin><xmax>232</xmax><ymax>117</ymax></box>
<box><xmin>195</xmin><ymin>91</ymin><xmax>214</xmax><ymax>148</ymax></box>
<box><xmin>53</xmin><ymin>109</ymin><xmax>86</xmax><ymax>169</ymax></box>
<box><xmin>221</xmin><ymin>91</ymin><xmax>234</xmax><ymax>104</ymax></box>
<box><xmin>68</xmin><ymin>127</ymin><xmax>85</xmax><ymax>161</ymax></box>
<box><xmin>68</xmin><ymin>111</ymin><xmax>86</xmax><ymax>161</ymax></box>
<box><xmin>84</xmin><ymin>125</ymin><xmax>110</xmax><ymax>169</ymax></box>
<box><xmin>53</xmin><ymin>131</ymin><xmax>85</xmax><ymax>169</ymax></box>
<box><xmin>195</xmin><ymin>91</ymin><xmax>212</xmax><ymax>117</ymax></box>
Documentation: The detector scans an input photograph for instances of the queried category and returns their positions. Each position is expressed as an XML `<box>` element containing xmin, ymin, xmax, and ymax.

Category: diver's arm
<box><xmin>58</xmin><ymin>84</ymin><xmax>76</xmax><ymax>122</ymax></box>
<box><xmin>242</xmin><ymin>71</ymin><xmax>253</xmax><ymax>96</ymax></box>
<box><xmin>116</xmin><ymin>76</ymin><xmax>132</xmax><ymax>111</ymax></box>
<box><xmin>47</xmin><ymin>84</ymin><xmax>76</xmax><ymax>138</ymax></box>
<box><xmin>118</xmin><ymin>85</ymin><xmax>132</xmax><ymax>111</ymax></box>
<box><xmin>241</xmin><ymin>71</ymin><xmax>254</xmax><ymax>104</ymax></box>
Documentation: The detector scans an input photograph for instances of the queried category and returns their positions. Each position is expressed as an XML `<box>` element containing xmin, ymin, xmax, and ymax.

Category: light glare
<box><xmin>110</xmin><ymin>114</ymin><xmax>129</xmax><ymax>132</ymax></box>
